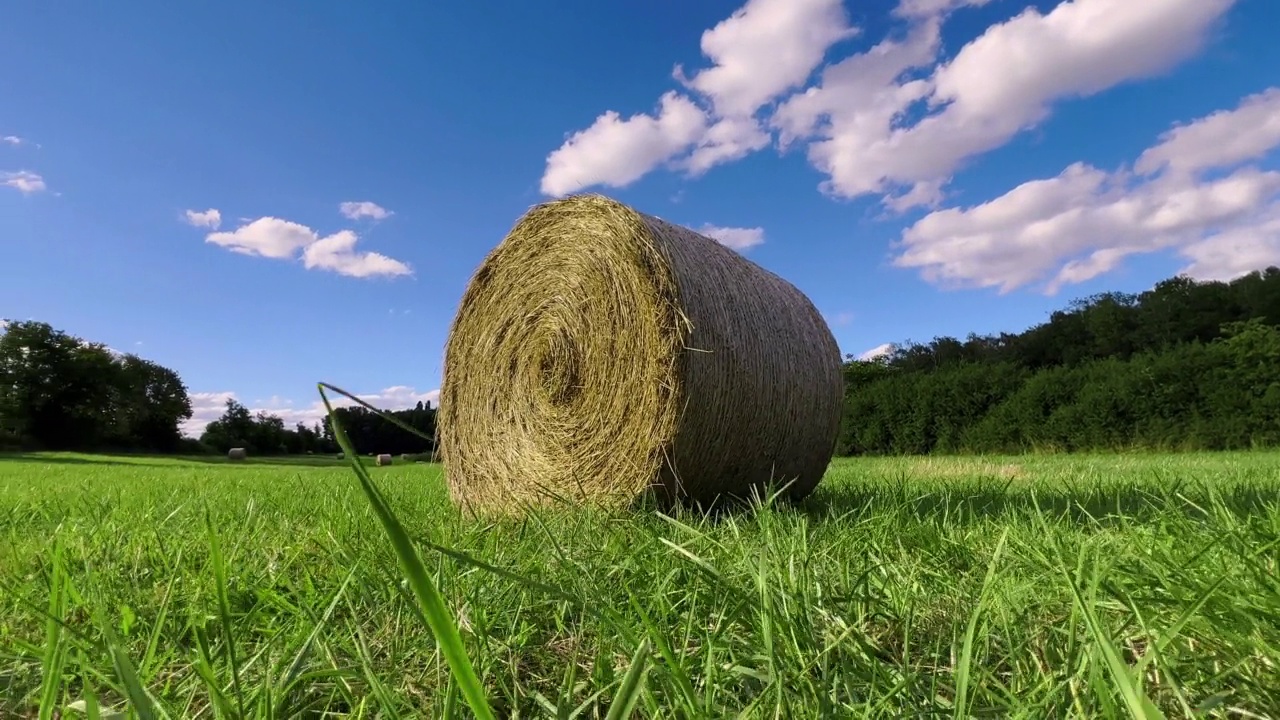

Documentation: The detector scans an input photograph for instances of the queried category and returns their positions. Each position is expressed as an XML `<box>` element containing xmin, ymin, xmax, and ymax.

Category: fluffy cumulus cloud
<box><xmin>698</xmin><ymin>224</ymin><xmax>765</xmax><ymax>251</ymax></box>
<box><xmin>541</xmin><ymin>92</ymin><xmax>710</xmax><ymax>196</ymax></box>
<box><xmin>2</xmin><ymin>135</ymin><xmax>25</xmax><ymax>146</ymax></box>
<box><xmin>182</xmin><ymin>385</ymin><xmax>441</xmax><ymax>438</ymax></box>
<box><xmin>780</xmin><ymin>0</ymin><xmax>1238</xmax><ymax>207</ymax></box>
<box><xmin>541</xmin><ymin>0</ymin><xmax>856</xmax><ymax>197</ymax></box>
<box><xmin>183</xmin><ymin>208</ymin><xmax>222</xmax><ymax>229</ymax></box>
<box><xmin>674</xmin><ymin>0</ymin><xmax>858</xmax><ymax>119</ymax></box>
<box><xmin>2</xmin><ymin>170</ymin><xmax>46</xmax><ymax>194</ymax></box>
<box><xmin>541</xmin><ymin>0</ymin><xmax>1239</xmax><ymax>209</ymax></box>
<box><xmin>339</xmin><ymin>201</ymin><xmax>393</xmax><ymax>221</ymax></box>
<box><xmin>200</xmin><ymin>216</ymin><xmax>412</xmax><ymax>279</ymax></box>
<box><xmin>301</xmin><ymin>229</ymin><xmax>413</xmax><ymax>279</ymax></box>
<box><xmin>857</xmin><ymin>342</ymin><xmax>895</xmax><ymax>361</ymax></box>
<box><xmin>893</xmin><ymin>87</ymin><xmax>1280</xmax><ymax>293</ymax></box>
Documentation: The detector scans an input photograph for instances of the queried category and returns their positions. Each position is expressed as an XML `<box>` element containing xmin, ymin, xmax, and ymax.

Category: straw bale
<box><xmin>228</xmin><ymin>447</ymin><xmax>247</xmax><ymax>461</ymax></box>
<box><xmin>439</xmin><ymin>194</ymin><xmax>843</xmax><ymax>515</ymax></box>
<box><xmin>376</xmin><ymin>453</ymin><xmax>394</xmax><ymax>467</ymax></box>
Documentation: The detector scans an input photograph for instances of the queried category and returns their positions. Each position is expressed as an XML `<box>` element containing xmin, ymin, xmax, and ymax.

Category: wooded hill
<box><xmin>839</xmin><ymin>267</ymin><xmax>1280</xmax><ymax>455</ymax></box>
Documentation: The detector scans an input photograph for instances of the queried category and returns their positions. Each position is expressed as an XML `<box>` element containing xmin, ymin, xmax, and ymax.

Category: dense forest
<box><xmin>839</xmin><ymin>268</ymin><xmax>1280</xmax><ymax>455</ymax></box>
<box><xmin>4</xmin><ymin>265</ymin><xmax>1280</xmax><ymax>458</ymax></box>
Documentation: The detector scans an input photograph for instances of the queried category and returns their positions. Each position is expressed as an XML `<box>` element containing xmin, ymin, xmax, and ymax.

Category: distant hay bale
<box><xmin>336</xmin><ymin>452</ymin><xmax>345</xmax><ymax>460</ymax></box>
<box><xmin>376</xmin><ymin>453</ymin><xmax>394</xmax><ymax>467</ymax></box>
<box><xmin>439</xmin><ymin>194</ymin><xmax>843</xmax><ymax>516</ymax></box>
<box><xmin>228</xmin><ymin>447</ymin><xmax>247</xmax><ymax>461</ymax></box>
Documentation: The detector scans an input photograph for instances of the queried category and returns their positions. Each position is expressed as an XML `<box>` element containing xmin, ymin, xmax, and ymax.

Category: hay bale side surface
<box><xmin>375</xmin><ymin>453</ymin><xmax>394</xmax><ymax>467</ymax></box>
<box><xmin>228</xmin><ymin>447</ymin><xmax>247</xmax><ymax>461</ymax></box>
<box><xmin>439</xmin><ymin>194</ymin><xmax>843</xmax><ymax>515</ymax></box>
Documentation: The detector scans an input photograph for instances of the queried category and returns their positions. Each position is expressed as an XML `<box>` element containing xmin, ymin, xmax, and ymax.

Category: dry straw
<box><xmin>439</xmin><ymin>194</ymin><xmax>843</xmax><ymax>516</ymax></box>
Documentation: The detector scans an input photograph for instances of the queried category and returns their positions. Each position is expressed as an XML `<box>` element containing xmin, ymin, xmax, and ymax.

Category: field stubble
<box><xmin>0</xmin><ymin>451</ymin><xmax>1277</xmax><ymax>718</ymax></box>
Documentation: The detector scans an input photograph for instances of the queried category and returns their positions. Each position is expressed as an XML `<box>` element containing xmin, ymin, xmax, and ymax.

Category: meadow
<box><xmin>1</xmin><ymin>451</ymin><xmax>1277</xmax><ymax>718</ymax></box>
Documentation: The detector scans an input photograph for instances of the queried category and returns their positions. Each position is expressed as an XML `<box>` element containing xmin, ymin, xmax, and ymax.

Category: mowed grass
<box><xmin>1</xmin><ymin>451</ymin><xmax>1278</xmax><ymax>718</ymax></box>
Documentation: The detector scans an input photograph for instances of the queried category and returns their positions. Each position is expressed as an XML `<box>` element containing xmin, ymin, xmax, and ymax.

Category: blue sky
<box><xmin>3</xmin><ymin>0</ymin><xmax>1279</xmax><ymax>436</ymax></box>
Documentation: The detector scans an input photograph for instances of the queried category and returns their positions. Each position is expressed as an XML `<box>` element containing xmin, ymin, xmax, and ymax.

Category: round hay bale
<box><xmin>228</xmin><ymin>447</ymin><xmax>247</xmax><ymax>461</ymax></box>
<box><xmin>336</xmin><ymin>452</ymin><xmax>345</xmax><ymax>460</ymax></box>
<box><xmin>375</xmin><ymin>453</ymin><xmax>394</xmax><ymax>467</ymax></box>
<box><xmin>439</xmin><ymin>194</ymin><xmax>843</xmax><ymax>516</ymax></box>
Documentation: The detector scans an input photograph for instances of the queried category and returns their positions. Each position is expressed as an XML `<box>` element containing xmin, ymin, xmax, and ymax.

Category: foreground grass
<box><xmin>0</xmin><ymin>451</ymin><xmax>1277</xmax><ymax>718</ymax></box>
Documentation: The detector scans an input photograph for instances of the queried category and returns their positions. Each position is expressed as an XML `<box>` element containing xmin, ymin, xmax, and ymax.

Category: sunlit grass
<box><xmin>1</xmin><ymin>448</ymin><xmax>1277</xmax><ymax>717</ymax></box>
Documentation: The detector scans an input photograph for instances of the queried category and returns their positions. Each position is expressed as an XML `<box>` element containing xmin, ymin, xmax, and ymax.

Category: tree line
<box><xmin>0</xmin><ymin>319</ymin><xmax>438</xmax><ymax>456</ymax></box>
<box><xmin>6</xmin><ymin>266</ymin><xmax>1280</xmax><ymax>458</ymax></box>
<box><xmin>198</xmin><ymin>398</ymin><xmax>437</xmax><ymax>457</ymax></box>
<box><xmin>0</xmin><ymin>321</ymin><xmax>195</xmax><ymax>451</ymax></box>
<box><xmin>838</xmin><ymin>267</ymin><xmax>1280</xmax><ymax>455</ymax></box>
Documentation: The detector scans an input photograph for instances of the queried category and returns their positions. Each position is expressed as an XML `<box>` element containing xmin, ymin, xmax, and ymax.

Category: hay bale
<box><xmin>336</xmin><ymin>452</ymin><xmax>345</xmax><ymax>460</ymax></box>
<box><xmin>376</xmin><ymin>453</ymin><xmax>394</xmax><ymax>466</ymax></box>
<box><xmin>439</xmin><ymin>194</ymin><xmax>843</xmax><ymax>516</ymax></box>
<box><xmin>228</xmin><ymin>447</ymin><xmax>247</xmax><ymax>461</ymax></box>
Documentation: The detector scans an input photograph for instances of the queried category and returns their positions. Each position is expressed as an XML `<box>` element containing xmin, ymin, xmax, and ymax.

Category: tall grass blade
<box><xmin>954</xmin><ymin>527</ymin><xmax>1009</xmax><ymax>719</ymax></box>
<box><xmin>204</xmin><ymin>510</ymin><xmax>246</xmax><ymax>718</ymax></box>
<box><xmin>38</xmin><ymin>534</ymin><xmax>68</xmax><ymax>720</ymax></box>
<box><xmin>605</xmin><ymin>638</ymin><xmax>652</xmax><ymax>720</ymax></box>
<box><xmin>319</xmin><ymin>381</ymin><xmax>495</xmax><ymax>720</ymax></box>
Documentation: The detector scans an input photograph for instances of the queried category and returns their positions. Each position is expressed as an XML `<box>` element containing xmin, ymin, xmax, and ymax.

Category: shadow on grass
<box><xmin>0</xmin><ymin>452</ymin><xmax>413</xmax><ymax>471</ymax></box>
<box><xmin>797</xmin><ymin>480</ymin><xmax>1280</xmax><ymax>526</ymax></box>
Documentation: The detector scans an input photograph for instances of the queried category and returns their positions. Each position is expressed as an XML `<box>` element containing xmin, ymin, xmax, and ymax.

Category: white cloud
<box><xmin>183</xmin><ymin>208</ymin><xmax>222</xmax><ymax>229</ymax></box>
<box><xmin>1135</xmin><ymin>87</ymin><xmax>1280</xmax><ymax>178</ymax></box>
<box><xmin>893</xmin><ymin>0</ymin><xmax>992</xmax><ymax>19</ymax></box>
<box><xmin>674</xmin><ymin>0</ymin><xmax>858</xmax><ymax>119</ymax></box>
<box><xmin>2</xmin><ymin>170</ymin><xmax>46</xmax><ymax>194</ymax></box>
<box><xmin>2</xmin><ymin>136</ymin><xmax>25</xmax><ymax>146</ymax></box>
<box><xmin>681</xmin><ymin>116</ymin><xmax>772</xmax><ymax>175</ymax></box>
<box><xmin>893</xmin><ymin>87</ymin><xmax>1280</xmax><ymax>293</ymax></box>
<box><xmin>697</xmin><ymin>224</ymin><xmax>765</xmax><ymax>251</ymax></box>
<box><xmin>203</xmin><ymin>216</ymin><xmax>412</xmax><ymax>278</ymax></box>
<box><xmin>784</xmin><ymin>0</ymin><xmax>1238</xmax><ymax>208</ymax></box>
<box><xmin>302</xmin><ymin>229</ymin><xmax>413</xmax><ymax>278</ymax></box>
<box><xmin>1177</xmin><ymin>210</ymin><xmax>1280</xmax><ymax>282</ymax></box>
<box><xmin>541</xmin><ymin>0</ymin><xmax>859</xmax><ymax>197</ymax></box>
<box><xmin>339</xmin><ymin>201</ymin><xmax>393</xmax><ymax>221</ymax></box>
<box><xmin>858</xmin><ymin>342</ymin><xmax>895</xmax><ymax>361</ymax></box>
<box><xmin>541</xmin><ymin>92</ymin><xmax>709</xmax><ymax>197</ymax></box>
<box><xmin>542</xmin><ymin>0</ymin><xmax>1238</xmax><ymax>209</ymax></box>
<box><xmin>207</xmin><ymin>217</ymin><xmax>318</xmax><ymax>259</ymax></box>
<box><xmin>771</xmin><ymin>17</ymin><xmax>943</xmax><ymax>203</ymax></box>
<box><xmin>182</xmin><ymin>386</ymin><xmax>440</xmax><ymax>438</ymax></box>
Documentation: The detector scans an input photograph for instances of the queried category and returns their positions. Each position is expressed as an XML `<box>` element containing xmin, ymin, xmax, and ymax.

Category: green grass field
<box><xmin>1</xmin><ymin>451</ymin><xmax>1278</xmax><ymax>718</ymax></box>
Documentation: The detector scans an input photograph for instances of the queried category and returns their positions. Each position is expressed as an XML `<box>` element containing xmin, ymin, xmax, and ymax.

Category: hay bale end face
<box><xmin>376</xmin><ymin>453</ymin><xmax>394</xmax><ymax>467</ymax></box>
<box><xmin>439</xmin><ymin>194</ymin><xmax>843</xmax><ymax>516</ymax></box>
<box><xmin>228</xmin><ymin>447</ymin><xmax>247</xmax><ymax>461</ymax></box>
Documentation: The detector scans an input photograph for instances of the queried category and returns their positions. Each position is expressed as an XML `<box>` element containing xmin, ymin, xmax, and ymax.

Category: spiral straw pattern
<box><xmin>438</xmin><ymin>194</ymin><xmax>843</xmax><ymax>516</ymax></box>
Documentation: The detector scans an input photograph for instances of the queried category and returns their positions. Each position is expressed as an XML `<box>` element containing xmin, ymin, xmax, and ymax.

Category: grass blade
<box><xmin>954</xmin><ymin>527</ymin><xmax>1009</xmax><ymax>719</ymax></box>
<box><xmin>605</xmin><ymin>638</ymin><xmax>651</xmax><ymax>720</ymax></box>
<box><xmin>319</xmin><ymin>382</ymin><xmax>495</xmax><ymax>720</ymax></box>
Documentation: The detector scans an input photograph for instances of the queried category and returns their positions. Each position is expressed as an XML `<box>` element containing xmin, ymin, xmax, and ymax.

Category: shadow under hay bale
<box><xmin>439</xmin><ymin>194</ymin><xmax>843</xmax><ymax>516</ymax></box>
